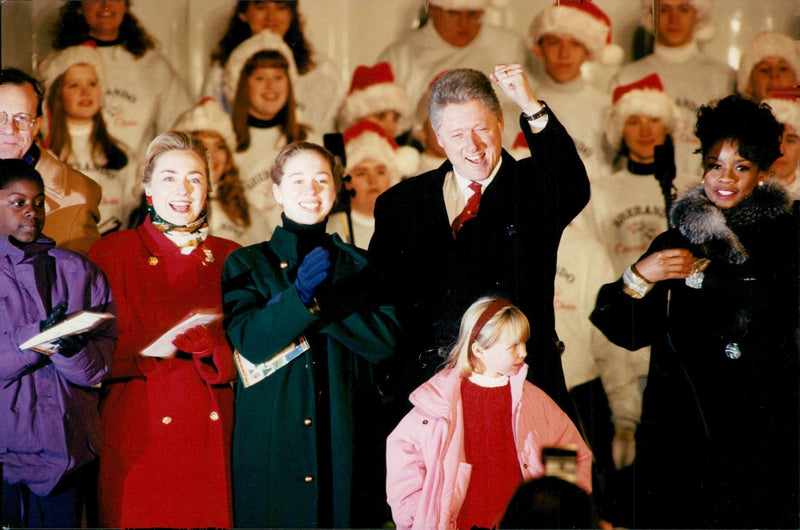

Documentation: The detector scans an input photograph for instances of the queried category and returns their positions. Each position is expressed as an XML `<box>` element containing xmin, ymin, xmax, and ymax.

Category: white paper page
<box><xmin>140</xmin><ymin>312</ymin><xmax>222</xmax><ymax>358</ymax></box>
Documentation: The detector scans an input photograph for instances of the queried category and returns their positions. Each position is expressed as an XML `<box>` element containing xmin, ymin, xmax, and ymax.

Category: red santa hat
<box><xmin>605</xmin><ymin>73</ymin><xmax>680</xmax><ymax>151</ymax></box>
<box><xmin>640</xmin><ymin>0</ymin><xmax>715</xmax><ymax>42</ymax></box>
<box><xmin>428</xmin><ymin>0</ymin><xmax>508</xmax><ymax>10</ymax></box>
<box><xmin>528</xmin><ymin>0</ymin><xmax>623</xmax><ymax>66</ymax></box>
<box><xmin>222</xmin><ymin>30</ymin><xmax>298</xmax><ymax>106</ymax></box>
<box><xmin>763</xmin><ymin>94</ymin><xmax>800</xmax><ymax>137</ymax></box>
<box><xmin>343</xmin><ymin>120</ymin><xmax>419</xmax><ymax>182</ymax></box>
<box><xmin>172</xmin><ymin>97</ymin><xmax>237</xmax><ymax>152</ymax></box>
<box><xmin>336</xmin><ymin>62</ymin><xmax>412</xmax><ymax>132</ymax></box>
<box><xmin>737</xmin><ymin>31</ymin><xmax>800</xmax><ymax>97</ymax></box>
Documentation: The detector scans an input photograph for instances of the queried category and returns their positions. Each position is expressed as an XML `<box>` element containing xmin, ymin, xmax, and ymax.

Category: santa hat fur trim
<box><xmin>737</xmin><ymin>31</ymin><xmax>800</xmax><ymax>96</ymax></box>
<box><xmin>172</xmin><ymin>97</ymin><xmax>237</xmax><ymax>151</ymax></box>
<box><xmin>763</xmin><ymin>96</ymin><xmax>800</xmax><ymax>137</ymax></box>
<box><xmin>223</xmin><ymin>30</ymin><xmax>298</xmax><ymax>105</ymax></box>
<box><xmin>337</xmin><ymin>63</ymin><xmax>412</xmax><ymax>131</ymax></box>
<box><xmin>640</xmin><ymin>0</ymin><xmax>715</xmax><ymax>42</ymax></box>
<box><xmin>605</xmin><ymin>74</ymin><xmax>680</xmax><ymax>151</ymax></box>
<box><xmin>529</xmin><ymin>2</ymin><xmax>623</xmax><ymax>65</ymax></box>
<box><xmin>343</xmin><ymin>120</ymin><xmax>419</xmax><ymax>181</ymax></box>
<box><xmin>36</xmin><ymin>43</ymin><xmax>106</xmax><ymax>101</ymax></box>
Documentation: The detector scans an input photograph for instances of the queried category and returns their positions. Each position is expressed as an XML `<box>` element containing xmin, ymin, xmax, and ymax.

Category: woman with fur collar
<box><xmin>591</xmin><ymin>95</ymin><xmax>798</xmax><ymax>529</ymax></box>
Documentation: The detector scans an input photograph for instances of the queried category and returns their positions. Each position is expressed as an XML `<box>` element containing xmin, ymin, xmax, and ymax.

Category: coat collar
<box><xmin>670</xmin><ymin>180</ymin><xmax>792</xmax><ymax>264</ymax></box>
<box><xmin>137</xmin><ymin>217</ymin><xmax>189</xmax><ymax>258</ymax></box>
<box><xmin>408</xmin><ymin>364</ymin><xmax>528</xmax><ymax>421</ymax></box>
<box><xmin>0</xmin><ymin>235</ymin><xmax>55</xmax><ymax>263</ymax></box>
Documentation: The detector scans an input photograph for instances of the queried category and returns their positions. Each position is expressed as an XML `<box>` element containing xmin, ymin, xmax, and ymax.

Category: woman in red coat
<box><xmin>89</xmin><ymin>131</ymin><xmax>241</xmax><ymax>528</ymax></box>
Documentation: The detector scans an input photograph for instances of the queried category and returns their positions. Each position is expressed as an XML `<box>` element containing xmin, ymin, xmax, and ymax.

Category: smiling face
<box><xmin>347</xmin><ymin>158</ymin><xmax>392</xmax><ymax>216</ymax></box>
<box><xmin>473</xmin><ymin>338</ymin><xmax>527</xmax><ymax>378</ymax></box>
<box><xmin>238</xmin><ymin>1</ymin><xmax>293</xmax><ymax>38</ymax></box>
<box><xmin>247</xmin><ymin>66</ymin><xmax>289</xmax><ymax>120</ymax></box>
<box><xmin>272</xmin><ymin>150</ymin><xmax>336</xmax><ymax>225</ymax></box>
<box><xmin>61</xmin><ymin>64</ymin><xmax>102</xmax><ymax>125</ymax></box>
<box><xmin>535</xmin><ymin>33</ymin><xmax>590</xmax><ymax>84</ymax></box>
<box><xmin>0</xmin><ymin>179</ymin><xmax>46</xmax><ymax>243</ymax></box>
<box><xmin>703</xmin><ymin>139</ymin><xmax>764</xmax><ymax>209</ymax></box>
<box><xmin>747</xmin><ymin>57</ymin><xmax>799</xmax><ymax>103</ymax></box>
<box><xmin>145</xmin><ymin>150</ymin><xmax>209</xmax><ymax>226</ymax></box>
<box><xmin>656</xmin><ymin>0</ymin><xmax>697</xmax><ymax>48</ymax></box>
<box><xmin>435</xmin><ymin>100</ymin><xmax>503</xmax><ymax>182</ymax></box>
<box><xmin>623</xmin><ymin>114</ymin><xmax>668</xmax><ymax>163</ymax></box>
<box><xmin>80</xmin><ymin>1</ymin><xmax>127</xmax><ymax>41</ymax></box>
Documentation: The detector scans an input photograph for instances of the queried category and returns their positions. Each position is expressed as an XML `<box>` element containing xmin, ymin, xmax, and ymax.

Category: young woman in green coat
<box><xmin>222</xmin><ymin>142</ymin><xmax>399</xmax><ymax>528</ymax></box>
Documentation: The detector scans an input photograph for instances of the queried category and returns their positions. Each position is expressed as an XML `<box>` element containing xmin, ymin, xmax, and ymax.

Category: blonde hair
<box><xmin>446</xmin><ymin>296</ymin><xmax>530</xmax><ymax>378</ymax></box>
<box><xmin>143</xmin><ymin>131</ymin><xmax>210</xmax><ymax>188</ymax></box>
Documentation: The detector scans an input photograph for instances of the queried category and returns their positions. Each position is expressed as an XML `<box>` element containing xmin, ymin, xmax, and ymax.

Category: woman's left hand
<box><xmin>172</xmin><ymin>325</ymin><xmax>216</xmax><ymax>356</ymax></box>
<box><xmin>634</xmin><ymin>248</ymin><xmax>698</xmax><ymax>283</ymax></box>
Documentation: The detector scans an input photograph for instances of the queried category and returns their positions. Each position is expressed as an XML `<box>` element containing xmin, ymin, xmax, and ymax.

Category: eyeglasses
<box><xmin>0</xmin><ymin>111</ymin><xmax>37</xmax><ymax>131</ymax></box>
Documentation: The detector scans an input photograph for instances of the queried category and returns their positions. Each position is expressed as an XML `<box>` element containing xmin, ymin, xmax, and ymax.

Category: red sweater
<box><xmin>457</xmin><ymin>378</ymin><xmax>523</xmax><ymax>529</ymax></box>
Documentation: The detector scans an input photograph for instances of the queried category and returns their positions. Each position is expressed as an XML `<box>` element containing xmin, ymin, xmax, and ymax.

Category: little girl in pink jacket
<box><xmin>386</xmin><ymin>297</ymin><xmax>592</xmax><ymax>530</ymax></box>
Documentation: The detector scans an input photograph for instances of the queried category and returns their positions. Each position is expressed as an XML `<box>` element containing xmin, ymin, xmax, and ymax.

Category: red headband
<box><xmin>469</xmin><ymin>298</ymin><xmax>514</xmax><ymax>350</ymax></box>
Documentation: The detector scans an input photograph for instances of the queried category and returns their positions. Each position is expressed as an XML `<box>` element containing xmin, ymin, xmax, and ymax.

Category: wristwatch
<box><xmin>522</xmin><ymin>102</ymin><xmax>547</xmax><ymax>122</ymax></box>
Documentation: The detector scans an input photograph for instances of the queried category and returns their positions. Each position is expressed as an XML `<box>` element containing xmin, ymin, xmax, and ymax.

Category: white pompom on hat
<box><xmin>336</xmin><ymin>62</ymin><xmax>412</xmax><ymax>132</ymax></box>
<box><xmin>36</xmin><ymin>42</ymin><xmax>106</xmax><ymax>101</ymax></box>
<box><xmin>172</xmin><ymin>97</ymin><xmax>237</xmax><ymax>151</ymax></box>
<box><xmin>343</xmin><ymin>120</ymin><xmax>420</xmax><ymax>182</ymax></box>
<box><xmin>605</xmin><ymin>73</ymin><xmax>680</xmax><ymax>151</ymax></box>
<box><xmin>737</xmin><ymin>31</ymin><xmax>800</xmax><ymax>97</ymax></box>
<box><xmin>640</xmin><ymin>0</ymin><xmax>715</xmax><ymax>43</ymax></box>
<box><xmin>222</xmin><ymin>30</ymin><xmax>298</xmax><ymax>106</ymax></box>
<box><xmin>763</xmin><ymin>95</ymin><xmax>800</xmax><ymax>137</ymax></box>
<box><xmin>529</xmin><ymin>0</ymin><xmax>624</xmax><ymax>66</ymax></box>
<box><xmin>428</xmin><ymin>0</ymin><xmax>508</xmax><ymax>9</ymax></box>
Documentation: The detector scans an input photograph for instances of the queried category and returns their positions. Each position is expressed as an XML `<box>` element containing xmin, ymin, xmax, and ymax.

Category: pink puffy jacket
<box><xmin>385</xmin><ymin>365</ymin><xmax>592</xmax><ymax>530</ymax></box>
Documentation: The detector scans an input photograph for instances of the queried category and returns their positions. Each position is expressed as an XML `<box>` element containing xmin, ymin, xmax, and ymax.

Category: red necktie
<box><xmin>451</xmin><ymin>182</ymin><xmax>482</xmax><ymax>237</ymax></box>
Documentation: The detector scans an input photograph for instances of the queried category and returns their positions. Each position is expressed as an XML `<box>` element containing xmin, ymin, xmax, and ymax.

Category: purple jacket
<box><xmin>0</xmin><ymin>235</ymin><xmax>116</xmax><ymax>495</ymax></box>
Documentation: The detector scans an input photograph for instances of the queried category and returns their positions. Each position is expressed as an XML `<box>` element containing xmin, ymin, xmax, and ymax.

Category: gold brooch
<box><xmin>203</xmin><ymin>248</ymin><xmax>215</xmax><ymax>264</ymax></box>
<box><xmin>148</xmin><ymin>256</ymin><xmax>158</xmax><ymax>266</ymax></box>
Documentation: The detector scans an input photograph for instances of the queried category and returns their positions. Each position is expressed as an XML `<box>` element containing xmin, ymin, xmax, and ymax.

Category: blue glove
<box><xmin>295</xmin><ymin>246</ymin><xmax>330</xmax><ymax>305</ymax></box>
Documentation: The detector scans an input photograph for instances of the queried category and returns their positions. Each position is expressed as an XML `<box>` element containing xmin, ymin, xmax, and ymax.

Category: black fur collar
<box><xmin>669</xmin><ymin>180</ymin><xmax>792</xmax><ymax>265</ymax></box>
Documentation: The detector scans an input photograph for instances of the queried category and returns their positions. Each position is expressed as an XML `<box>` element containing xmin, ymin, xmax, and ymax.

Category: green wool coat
<box><xmin>222</xmin><ymin>227</ymin><xmax>398</xmax><ymax>528</ymax></box>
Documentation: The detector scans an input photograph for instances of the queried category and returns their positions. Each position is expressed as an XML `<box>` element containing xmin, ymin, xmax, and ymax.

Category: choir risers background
<box><xmin>2</xmin><ymin>1</ymin><xmax>799</xmax><ymax>104</ymax></box>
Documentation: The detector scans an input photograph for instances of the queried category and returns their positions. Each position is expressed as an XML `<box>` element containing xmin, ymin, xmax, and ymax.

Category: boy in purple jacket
<box><xmin>0</xmin><ymin>159</ymin><xmax>116</xmax><ymax>528</ymax></box>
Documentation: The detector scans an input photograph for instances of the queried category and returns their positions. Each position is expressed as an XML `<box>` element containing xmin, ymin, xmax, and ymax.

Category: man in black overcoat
<box><xmin>369</xmin><ymin>63</ymin><xmax>590</xmax><ymax>421</ymax></box>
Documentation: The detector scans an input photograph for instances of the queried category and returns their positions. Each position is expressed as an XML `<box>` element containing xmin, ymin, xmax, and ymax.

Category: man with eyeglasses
<box><xmin>378</xmin><ymin>0</ymin><xmax>529</xmax><ymax>149</ymax></box>
<box><xmin>0</xmin><ymin>68</ymin><xmax>101</xmax><ymax>255</ymax></box>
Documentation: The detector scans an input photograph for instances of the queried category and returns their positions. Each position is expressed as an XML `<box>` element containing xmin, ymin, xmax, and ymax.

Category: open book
<box><xmin>20</xmin><ymin>311</ymin><xmax>115</xmax><ymax>355</ymax></box>
<box><xmin>141</xmin><ymin>312</ymin><xmax>222</xmax><ymax>358</ymax></box>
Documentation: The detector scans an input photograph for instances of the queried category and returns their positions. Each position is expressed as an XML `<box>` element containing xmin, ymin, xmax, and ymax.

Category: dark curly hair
<box><xmin>52</xmin><ymin>1</ymin><xmax>155</xmax><ymax>58</ymax></box>
<box><xmin>694</xmin><ymin>95</ymin><xmax>783</xmax><ymax>171</ymax></box>
<box><xmin>212</xmin><ymin>1</ymin><xmax>315</xmax><ymax>75</ymax></box>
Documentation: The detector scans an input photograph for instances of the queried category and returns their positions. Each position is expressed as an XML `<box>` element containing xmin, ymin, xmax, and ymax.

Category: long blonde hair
<box><xmin>446</xmin><ymin>296</ymin><xmax>530</xmax><ymax>378</ymax></box>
